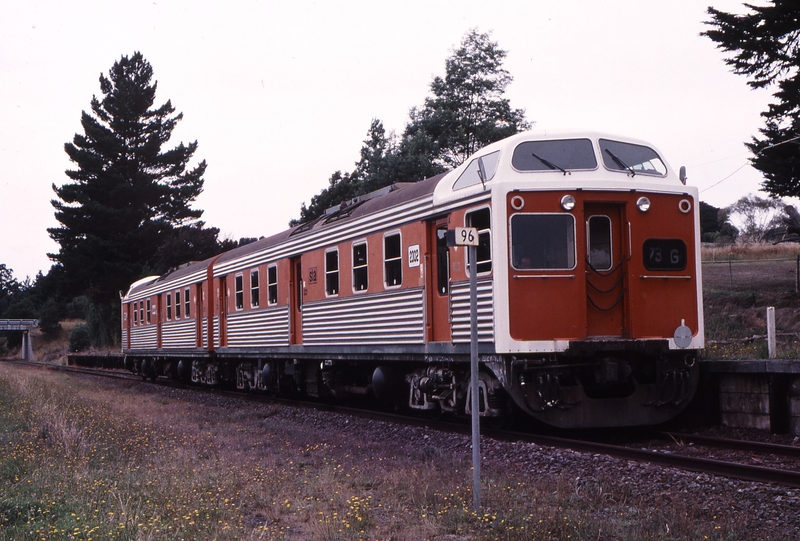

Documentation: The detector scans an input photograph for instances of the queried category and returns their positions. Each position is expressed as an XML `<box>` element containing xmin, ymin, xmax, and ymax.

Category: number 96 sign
<box><xmin>446</xmin><ymin>227</ymin><xmax>480</xmax><ymax>247</ymax></box>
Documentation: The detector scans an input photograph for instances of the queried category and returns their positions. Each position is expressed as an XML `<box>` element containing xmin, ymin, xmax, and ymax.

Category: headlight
<box><xmin>560</xmin><ymin>195</ymin><xmax>576</xmax><ymax>211</ymax></box>
<box><xmin>636</xmin><ymin>197</ymin><xmax>651</xmax><ymax>212</ymax></box>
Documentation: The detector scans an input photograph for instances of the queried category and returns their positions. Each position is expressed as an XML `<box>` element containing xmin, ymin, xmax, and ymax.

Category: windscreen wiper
<box><xmin>604</xmin><ymin>149</ymin><xmax>636</xmax><ymax>176</ymax></box>
<box><xmin>531</xmin><ymin>152</ymin><xmax>569</xmax><ymax>175</ymax></box>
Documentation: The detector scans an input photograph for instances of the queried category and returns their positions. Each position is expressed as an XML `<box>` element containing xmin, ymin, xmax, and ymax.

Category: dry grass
<box><xmin>0</xmin><ymin>365</ymin><xmax>752</xmax><ymax>540</ymax></box>
<box><xmin>701</xmin><ymin>241</ymin><xmax>800</xmax><ymax>262</ymax></box>
<box><xmin>702</xmin><ymin>243</ymin><xmax>800</xmax><ymax>359</ymax></box>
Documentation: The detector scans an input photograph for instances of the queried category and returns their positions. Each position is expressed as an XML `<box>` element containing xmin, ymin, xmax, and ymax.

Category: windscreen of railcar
<box><xmin>511</xmin><ymin>139</ymin><xmax>597</xmax><ymax>172</ymax></box>
<box><xmin>453</xmin><ymin>151</ymin><xmax>501</xmax><ymax>190</ymax></box>
<box><xmin>599</xmin><ymin>139</ymin><xmax>667</xmax><ymax>176</ymax></box>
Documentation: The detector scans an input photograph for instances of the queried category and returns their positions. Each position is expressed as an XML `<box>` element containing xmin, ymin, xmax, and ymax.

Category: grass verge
<box><xmin>0</xmin><ymin>364</ymin><xmax>754</xmax><ymax>540</ymax></box>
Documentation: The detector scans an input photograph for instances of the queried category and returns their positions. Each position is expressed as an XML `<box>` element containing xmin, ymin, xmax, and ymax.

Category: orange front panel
<box><xmin>507</xmin><ymin>192</ymin><xmax>585</xmax><ymax>341</ymax></box>
<box><xmin>508</xmin><ymin>274</ymin><xmax>585</xmax><ymax>340</ymax></box>
<box><xmin>626</xmin><ymin>193</ymin><xmax>699</xmax><ymax>337</ymax></box>
<box><xmin>507</xmin><ymin>190</ymin><xmax>699</xmax><ymax>342</ymax></box>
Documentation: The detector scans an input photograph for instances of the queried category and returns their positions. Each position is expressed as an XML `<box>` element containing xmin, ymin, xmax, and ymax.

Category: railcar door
<box><xmin>289</xmin><ymin>257</ymin><xmax>303</xmax><ymax>344</ymax></box>
<box><xmin>426</xmin><ymin>218</ymin><xmax>451</xmax><ymax>342</ymax></box>
<box><xmin>218</xmin><ymin>277</ymin><xmax>227</xmax><ymax>347</ymax></box>
<box><xmin>195</xmin><ymin>283</ymin><xmax>203</xmax><ymax>348</ymax></box>
<box><xmin>584</xmin><ymin>203</ymin><xmax>627</xmax><ymax>338</ymax></box>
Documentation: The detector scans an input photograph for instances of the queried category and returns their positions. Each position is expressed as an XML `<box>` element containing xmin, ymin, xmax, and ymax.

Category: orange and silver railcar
<box><xmin>121</xmin><ymin>129</ymin><xmax>703</xmax><ymax>428</ymax></box>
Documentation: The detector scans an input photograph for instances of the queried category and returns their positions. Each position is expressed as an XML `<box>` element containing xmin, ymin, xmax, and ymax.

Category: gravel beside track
<box><xmin>157</xmin><ymin>382</ymin><xmax>800</xmax><ymax>540</ymax></box>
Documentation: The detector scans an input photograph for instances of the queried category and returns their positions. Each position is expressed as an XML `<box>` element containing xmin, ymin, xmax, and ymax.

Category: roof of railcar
<box><xmin>213</xmin><ymin>172</ymin><xmax>448</xmax><ymax>266</ymax></box>
<box><xmin>124</xmin><ymin>173</ymin><xmax>448</xmax><ymax>298</ymax></box>
<box><xmin>125</xmin><ymin>257</ymin><xmax>215</xmax><ymax>298</ymax></box>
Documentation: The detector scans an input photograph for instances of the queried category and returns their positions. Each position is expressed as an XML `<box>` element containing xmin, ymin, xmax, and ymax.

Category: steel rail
<box><xmin>649</xmin><ymin>431</ymin><xmax>800</xmax><ymax>458</ymax></box>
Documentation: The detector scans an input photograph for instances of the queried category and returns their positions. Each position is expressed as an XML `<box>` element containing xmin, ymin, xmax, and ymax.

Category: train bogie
<box><xmin>121</xmin><ymin>129</ymin><xmax>703</xmax><ymax>428</ymax></box>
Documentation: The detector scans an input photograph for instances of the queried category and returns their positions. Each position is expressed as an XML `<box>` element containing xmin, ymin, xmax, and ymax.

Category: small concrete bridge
<box><xmin>0</xmin><ymin>319</ymin><xmax>38</xmax><ymax>360</ymax></box>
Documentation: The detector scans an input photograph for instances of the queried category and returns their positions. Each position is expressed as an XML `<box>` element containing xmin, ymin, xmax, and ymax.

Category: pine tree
<box><xmin>703</xmin><ymin>2</ymin><xmax>800</xmax><ymax>197</ymax></box>
<box><xmin>49</xmin><ymin>52</ymin><xmax>207</xmax><ymax>345</ymax></box>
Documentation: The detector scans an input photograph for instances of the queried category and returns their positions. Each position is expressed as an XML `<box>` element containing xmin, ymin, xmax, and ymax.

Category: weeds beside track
<box><xmin>2</xmin><ymin>362</ymin><xmax>792</xmax><ymax>540</ymax></box>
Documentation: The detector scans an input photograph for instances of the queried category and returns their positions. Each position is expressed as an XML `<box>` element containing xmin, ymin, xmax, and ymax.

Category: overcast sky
<box><xmin>0</xmin><ymin>0</ymin><xmax>778</xmax><ymax>280</ymax></box>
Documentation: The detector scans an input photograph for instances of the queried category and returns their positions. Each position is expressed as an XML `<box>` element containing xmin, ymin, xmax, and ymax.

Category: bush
<box><xmin>86</xmin><ymin>301</ymin><xmax>118</xmax><ymax>348</ymax></box>
<box><xmin>38</xmin><ymin>298</ymin><xmax>62</xmax><ymax>337</ymax></box>
<box><xmin>65</xmin><ymin>296</ymin><xmax>89</xmax><ymax>320</ymax></box>
<box><xmin>69</xmin><ymin>324</ymin><xmax>91</xmax><ymax>352</ymax></box>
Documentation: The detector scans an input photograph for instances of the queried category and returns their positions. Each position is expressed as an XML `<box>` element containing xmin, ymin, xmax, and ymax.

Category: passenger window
<box><xmin>384</xmin><ymin>233</ymin><xmax>402</xmax><ymax>287</ymax></box>
<box><xmin>235</xmin><ymin>274</ymin><xmax>244</xmax><ymax>310</ymax></box>
<box><xmin>250</xmin><ymin>269</ymin><xmax>260</xmax><ymax>308</ymax></box>
<box><xmin>166</xmin><ymin>293</ymin><xmax>172</xmax><ymax>320</ymax></box>
<box><xmin>133</xmin><ymin>304</ymin><xmax>138</xmax><ymax>325</ymax></box>
<box><xmin>184</xmin><ymin>288</ymin><xmax>190</xmax><ymax>317</ymax></box>
<box><xmin>326</xmin><ymin>249</ymin><xmax>339</xmax><ymax>296</ymax></box>
<box><xmin>436</xmin><ymin>226</ymin><xmax>449</xmax><ymax>294</ymax></box>
<box><xmin>353</xmin><ymin>242</ymin><xmax>368</xmax><ymax>292</ymax></box>
<box><xmin>588</xmin><ymin>216</ymin><xmax>612</xmax><ymax>270</ymax></box>
<box><xmin>466</xmin><ymin>208</ymin><xmax>492</xmax><ymax>275</ymax></box>
<box><xmin>140</xmin><ymin>301</ymin><xmax>144</xmax><ymax>325</ymax></box>
<box><xmin>146</xmin><ymin>299</ymin><xmax>150</xmax><ymax>323</ymax></box>
<box><xmin>175</xmin><ymin>290</ymin><xmax>181</xmax><ymax>319</ymax></box>
<box><xmin>268</xmin><ymin>265</ymin><xmax>278</xmax><ymax>305</ymax></box>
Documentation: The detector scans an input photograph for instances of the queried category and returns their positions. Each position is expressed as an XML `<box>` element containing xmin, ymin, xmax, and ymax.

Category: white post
<box><xmin>469</xmin><ymin>244</ymin><xmax>481</xmax><ymax>512</ymax></box>
<box><xmin>767</xmin><ymin>306</ymin><xmax>776</xmax><ymax>359</ymax></box>
<box><xmin>448</xmin><ymin>227</ymin><xmax>481</xmax><ymax>511</ymax></box>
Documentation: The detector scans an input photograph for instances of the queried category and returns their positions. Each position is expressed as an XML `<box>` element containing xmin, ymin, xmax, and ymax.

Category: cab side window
<box><xmin>466</xmin><ymin>208</ymin><xmax>492</xmax><ymax>275</ymax></box>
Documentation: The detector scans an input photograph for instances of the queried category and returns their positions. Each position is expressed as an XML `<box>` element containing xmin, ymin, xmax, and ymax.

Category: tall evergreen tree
<box><xmin>703</xmin><ymin>2</ymin><xmax>800</xmax><ymax>197</ymax></box>
<box><xmin>49</xmin><ymin>52</ymin><xmax>207</xmax><ymax>345</ymax></box>
<box><xmin>0</xmin><ymin>264</ymin><xmax>20</xmax><ymax>317</ymax></box>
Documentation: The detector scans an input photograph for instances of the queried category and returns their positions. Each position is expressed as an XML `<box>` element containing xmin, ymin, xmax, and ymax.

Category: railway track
<box><xmin>5</xmin><ymin>358</ymin><xmax>800</xmax><ymax>488</ymax></box>
<box><xmin>509</xmin><ymin>429</ymin><xmax>800</xmax><ymax>489</ymax></box>
<box><xmin>648</xmin><ymin>430</ymin><xmax>800</xmax><ymax>458</ymax></box>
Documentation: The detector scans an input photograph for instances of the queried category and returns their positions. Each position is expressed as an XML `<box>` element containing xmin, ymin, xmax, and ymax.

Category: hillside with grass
<box><xmin>702</xmin><ymin>243</ymin><xmax>800</xmax><ymax>359</ymax></box>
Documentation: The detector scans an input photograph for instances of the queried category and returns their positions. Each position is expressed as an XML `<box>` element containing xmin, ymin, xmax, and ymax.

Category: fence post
<box><xmin>729</xmin><ymin>254</ymin><xmax>733</xmax><ymax>289</ymax></box>
<box><xmin>767</xmin><ymin>306</ymin><xmax>776</xmax><ymax>359</ymax></box>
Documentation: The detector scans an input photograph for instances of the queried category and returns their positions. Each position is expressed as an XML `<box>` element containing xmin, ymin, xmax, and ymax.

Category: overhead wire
<box><xmin>699</xmin><ymin>134</ymin><xmax>800</xmax><ymax>194</ymax></box>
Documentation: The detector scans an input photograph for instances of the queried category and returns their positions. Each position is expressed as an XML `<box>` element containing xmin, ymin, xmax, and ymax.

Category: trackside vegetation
<box><xmin>0</xmin><ymin>365</ymin><xmax>754</xmax><ymax>540</ymax></box>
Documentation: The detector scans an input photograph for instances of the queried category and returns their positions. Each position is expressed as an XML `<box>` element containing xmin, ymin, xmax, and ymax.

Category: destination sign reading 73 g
<box><xmin>642</xmin><ymin>239</ymin><xmax>687</xmax><ymax>271</ymax></box>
